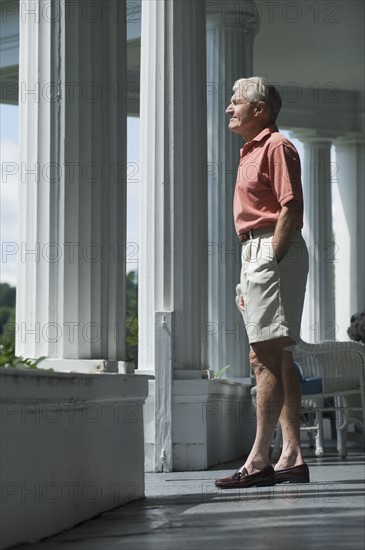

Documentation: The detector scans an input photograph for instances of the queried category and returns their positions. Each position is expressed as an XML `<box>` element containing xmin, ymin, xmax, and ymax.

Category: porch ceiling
<box><xmin>127</xmin><ymin>0</ymin><xmax>365</xmax><ymax>96</ymax></box>
<box><xmin>253</xmin><ymin>0</ymin><xmax>364</xmax><ymax>93</ymax></box>
<box><xmin>0</xmin><ymin>0</ymin><xmax>364</xmax><ymax>108</ymax></box>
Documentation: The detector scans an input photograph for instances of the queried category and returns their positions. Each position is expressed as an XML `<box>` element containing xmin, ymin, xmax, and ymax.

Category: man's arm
<box><xmin>272</xmin><ymin>199</ymin><xmax>302</xmax><ymax>262</ymax></box>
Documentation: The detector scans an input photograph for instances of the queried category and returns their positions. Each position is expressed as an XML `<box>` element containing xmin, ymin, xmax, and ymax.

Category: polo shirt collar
<box><xmin>240</xmin><ymin>125</ymin><xmax>278</xmax><ymax>157</ymax></box>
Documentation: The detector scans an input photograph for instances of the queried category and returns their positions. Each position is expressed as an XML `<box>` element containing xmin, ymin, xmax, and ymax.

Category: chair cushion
<box><xmin>250</xmin><ymin>362</ymin><xmax>323</xmax><ymax>397</ymax></box>
<box><xmin>294</xmin><ymin>361</ymin><xmax>323</xmax><ymax>394</ymax></box>
<box><xmin>300</xmin><ymin>376</ymin><xmax>323</xmax><ymax>395</ymax></box>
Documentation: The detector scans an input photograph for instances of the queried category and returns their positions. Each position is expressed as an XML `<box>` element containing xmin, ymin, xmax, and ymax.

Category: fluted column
<box><xmin>138</xmin><ymin>0</ymin><xmax>208</xmax><ymax>373</ymax></box>
<box><xmin>206</xmin><ymin>1</ymin><xmax>259</xmax><ymax>377</ymax></box>
<box><xmin>333</xmin><ymin>134</ymin><xmax>365</xmax><ymax>339</ymax></box>
<box><xmin>295</xmin><ymin>132</ymin><xmax>335</xmax><ymax>342</ymax></box>
<box><xmin>16</xmin><ymin>0</ymin><xmax>127</xmax><ymax>369</ymax></box>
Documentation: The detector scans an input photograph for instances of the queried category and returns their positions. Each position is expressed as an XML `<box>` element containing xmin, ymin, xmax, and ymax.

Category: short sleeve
<box><xmin>267</xmin><ymin>144</ymin><xmax>303</xmax><ymax>206</ymax></box>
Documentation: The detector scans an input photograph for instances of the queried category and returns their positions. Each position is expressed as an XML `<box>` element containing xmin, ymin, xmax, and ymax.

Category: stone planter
<box><xmin>0</xmin><ymin>369</ymin><xmax>149</xmax><ymax>549</ymax></box>
<box><xmin>145</xmin><ymin>378</ymin><xmax>255</xmax><ymax>471</ymax></box>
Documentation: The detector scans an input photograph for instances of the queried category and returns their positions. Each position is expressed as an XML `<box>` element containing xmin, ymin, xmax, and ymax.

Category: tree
<box><xmin>0</xmin><ymin>277</ymin><xmax>140</xmax><ymax>362</ymax></box>
<box><xmin>0</xmin><ymin>283</ymin><xmax>15</xmax><ymax>308</ymax></box>
<box><xmin>0</xmin><ymin>283</ymin><xmax>16</xmax><ymax>346</ymax></box>
<box><xmin>125</xmin><ymin>271</ymin><xmax>138</xmax><ymax>365</ymax></box>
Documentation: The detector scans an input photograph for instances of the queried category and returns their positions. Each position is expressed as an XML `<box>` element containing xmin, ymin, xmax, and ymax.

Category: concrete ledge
<box><xmin>0</xmin><ymin>369</ymin><xmax>149</xmax><ymax>549</ymax></box>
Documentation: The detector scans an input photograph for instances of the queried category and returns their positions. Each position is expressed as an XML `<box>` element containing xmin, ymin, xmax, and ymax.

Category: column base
<box><xmin>144</xmin><ymin>378</ymin><xmax>255</xmax><ymax>471</ymax></box>
<box><xmin>40</xmin><ymin>358</ymin><xmax>134</xmax><ymax>374</ymax></box>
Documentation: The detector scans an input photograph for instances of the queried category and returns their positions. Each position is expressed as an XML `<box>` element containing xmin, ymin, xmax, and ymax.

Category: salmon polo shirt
<box><xmin>233</xmin><ymin>125</ymin><xmax>304</xmax><ymax>235</ymax></box>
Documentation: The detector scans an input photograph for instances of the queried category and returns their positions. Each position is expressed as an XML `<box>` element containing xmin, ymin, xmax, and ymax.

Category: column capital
<box><xmin>206</xmin><ymin>0</ymin><xmax>260</xmax><ymax>34</ymax></box>
<box><xmin>333</xmin><ymin>131</ymin><xmax>365</xmax><ymax>146</ymax></box>
<box><xmin>289</xmin><ymin>128</ymin><xmax>336</xmax><ymax>145</ymax></box>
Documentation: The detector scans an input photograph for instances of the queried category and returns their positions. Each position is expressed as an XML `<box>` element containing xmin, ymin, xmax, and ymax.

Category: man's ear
<box><xmin>255</xmin><ymin>101</ymin><xmax>266</xmax><ymax>116</ymax></box>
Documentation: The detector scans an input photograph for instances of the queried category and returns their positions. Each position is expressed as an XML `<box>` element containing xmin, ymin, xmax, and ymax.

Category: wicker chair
<box><xmin>292</xmin><ymin>339</ymin><xmax>365</xmax><ymax>457</ymax></box>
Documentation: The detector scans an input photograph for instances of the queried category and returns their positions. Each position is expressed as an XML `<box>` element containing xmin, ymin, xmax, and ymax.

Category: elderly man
<box><xmin>215</xmin><ymin>77</ymin><xmax>309</xmax><ymax>489</ymax></box>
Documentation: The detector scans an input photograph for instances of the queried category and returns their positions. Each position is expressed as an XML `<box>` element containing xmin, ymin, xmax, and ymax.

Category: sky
<box><xmin>0</xmin><ymin>103</ymin><xmax>303</xmax><ymax>288</ymax></box>
<box><xmin>0</xmin><ymin>104</ymin><xmax>19</xmax><ymax>285</ymax></box>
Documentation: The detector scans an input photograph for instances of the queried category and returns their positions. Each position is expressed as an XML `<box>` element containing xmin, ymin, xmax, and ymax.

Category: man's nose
<box><xmin>226</xmin><ymin>104</ymin><xmax>233</xmax><ymax>114</ymax></box>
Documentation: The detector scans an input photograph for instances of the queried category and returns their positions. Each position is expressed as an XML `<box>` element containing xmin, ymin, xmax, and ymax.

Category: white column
<box><xmin>138</xmin><ymin>0</ymin><xmax>208</xmax><ymax>374</ymax></box>
<box><xmin>16</xmin><ymin>0</ymin><xmax>127</xmax><ymax>370</ymax></box>
<box><xmin>333</xmin><ymin>134</ymin><xmax>365</xmax><ymax>340</ymax></box>
<box><xmin>296</xmin><ymin>132</ymin><xmax>336</xmax><ymax>342</ymax></box>
<box><xmin>206</xmin><ymin>0</ymin><xmax>259</xmax><ymax>378</ymax></box>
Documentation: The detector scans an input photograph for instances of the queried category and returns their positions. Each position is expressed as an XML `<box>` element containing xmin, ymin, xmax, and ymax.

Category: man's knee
<box><xmin>249</xmin><ymin>349</ymin><xmax>266</xmax><ymax>376</ymax></box>
<box><xmin>250</xmin><ymin>340</ymin><xmax>282</xmax><ymax>375</ymax></box>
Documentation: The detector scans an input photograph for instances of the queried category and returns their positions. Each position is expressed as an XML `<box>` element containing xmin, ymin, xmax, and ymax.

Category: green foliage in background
<box><xmin>126</xmin><ymin>271</ymin><xmax>138</xmax><ymax>363</ymax></box>
<box><xmin>0</xmin><ymin>283</ymin><xmax>16</xmax><ymax>346</ymax></box>
<box><xmin>0</xmin><ymin>275</ymin><xmax>139</xmax><ymax>365</ymax></box>
<box><xmin>0</xmin><ymin>341</ymin><xmax>46</xmax><ymax>370</ymax></box>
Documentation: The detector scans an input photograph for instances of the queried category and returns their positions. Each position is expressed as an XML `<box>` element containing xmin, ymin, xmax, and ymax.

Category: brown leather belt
<box><xmin>238</xmin><ymin>225</ymin><xmax>276</xmax><ymax>243</ymax></box>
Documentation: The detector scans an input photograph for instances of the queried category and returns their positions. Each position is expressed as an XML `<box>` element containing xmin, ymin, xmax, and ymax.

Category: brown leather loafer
<box><xmin>215</xmin><ymin>465</ymin><xmax>276</xmax><ymax>489</ymax></box>
<box><xmin>274</xmin><ymin>463</ymin><xmax>310</xmax><ymax>484</ymax></box>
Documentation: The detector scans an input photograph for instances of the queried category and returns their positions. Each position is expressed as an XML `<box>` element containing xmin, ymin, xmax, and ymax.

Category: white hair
<box><xmin>233</xmin><ymin>76</ymin><xmax>282</xmax><ymax>123</ymax></box>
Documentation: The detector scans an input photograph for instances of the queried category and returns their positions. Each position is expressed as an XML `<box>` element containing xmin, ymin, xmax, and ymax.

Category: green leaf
<box><xmin>0</xmin><ymin>343</ymin><xmax>47</xmax><ymax>370</ymax></box>
<box><xmin>213</xmin><ymin>365</ymin><xmax>231</xmax><ymax>379</ymax></box>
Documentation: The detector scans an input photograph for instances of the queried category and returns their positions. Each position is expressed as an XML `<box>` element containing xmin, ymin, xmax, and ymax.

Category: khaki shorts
<box><xmin>239</xmin><ymin>229</ymin><xmax>309</xmax><ymax>344</ymax></box>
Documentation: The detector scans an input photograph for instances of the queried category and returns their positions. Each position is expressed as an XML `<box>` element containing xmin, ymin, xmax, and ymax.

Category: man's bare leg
<box><xmin>274</xmin><ymin>350</ymin><xmax>305</xmax><ymax>470</ymax></box>
<box><xmin>240</xmin><ymin>338</ymin><xmax>285</xmax><ymax>475</ymax></box>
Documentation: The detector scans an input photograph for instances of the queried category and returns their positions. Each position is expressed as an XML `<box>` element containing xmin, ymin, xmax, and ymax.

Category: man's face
<box><xmin>225</xmin><ymin>89</ymin><xmax>261</xmax><ymax>139</ymax></box>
